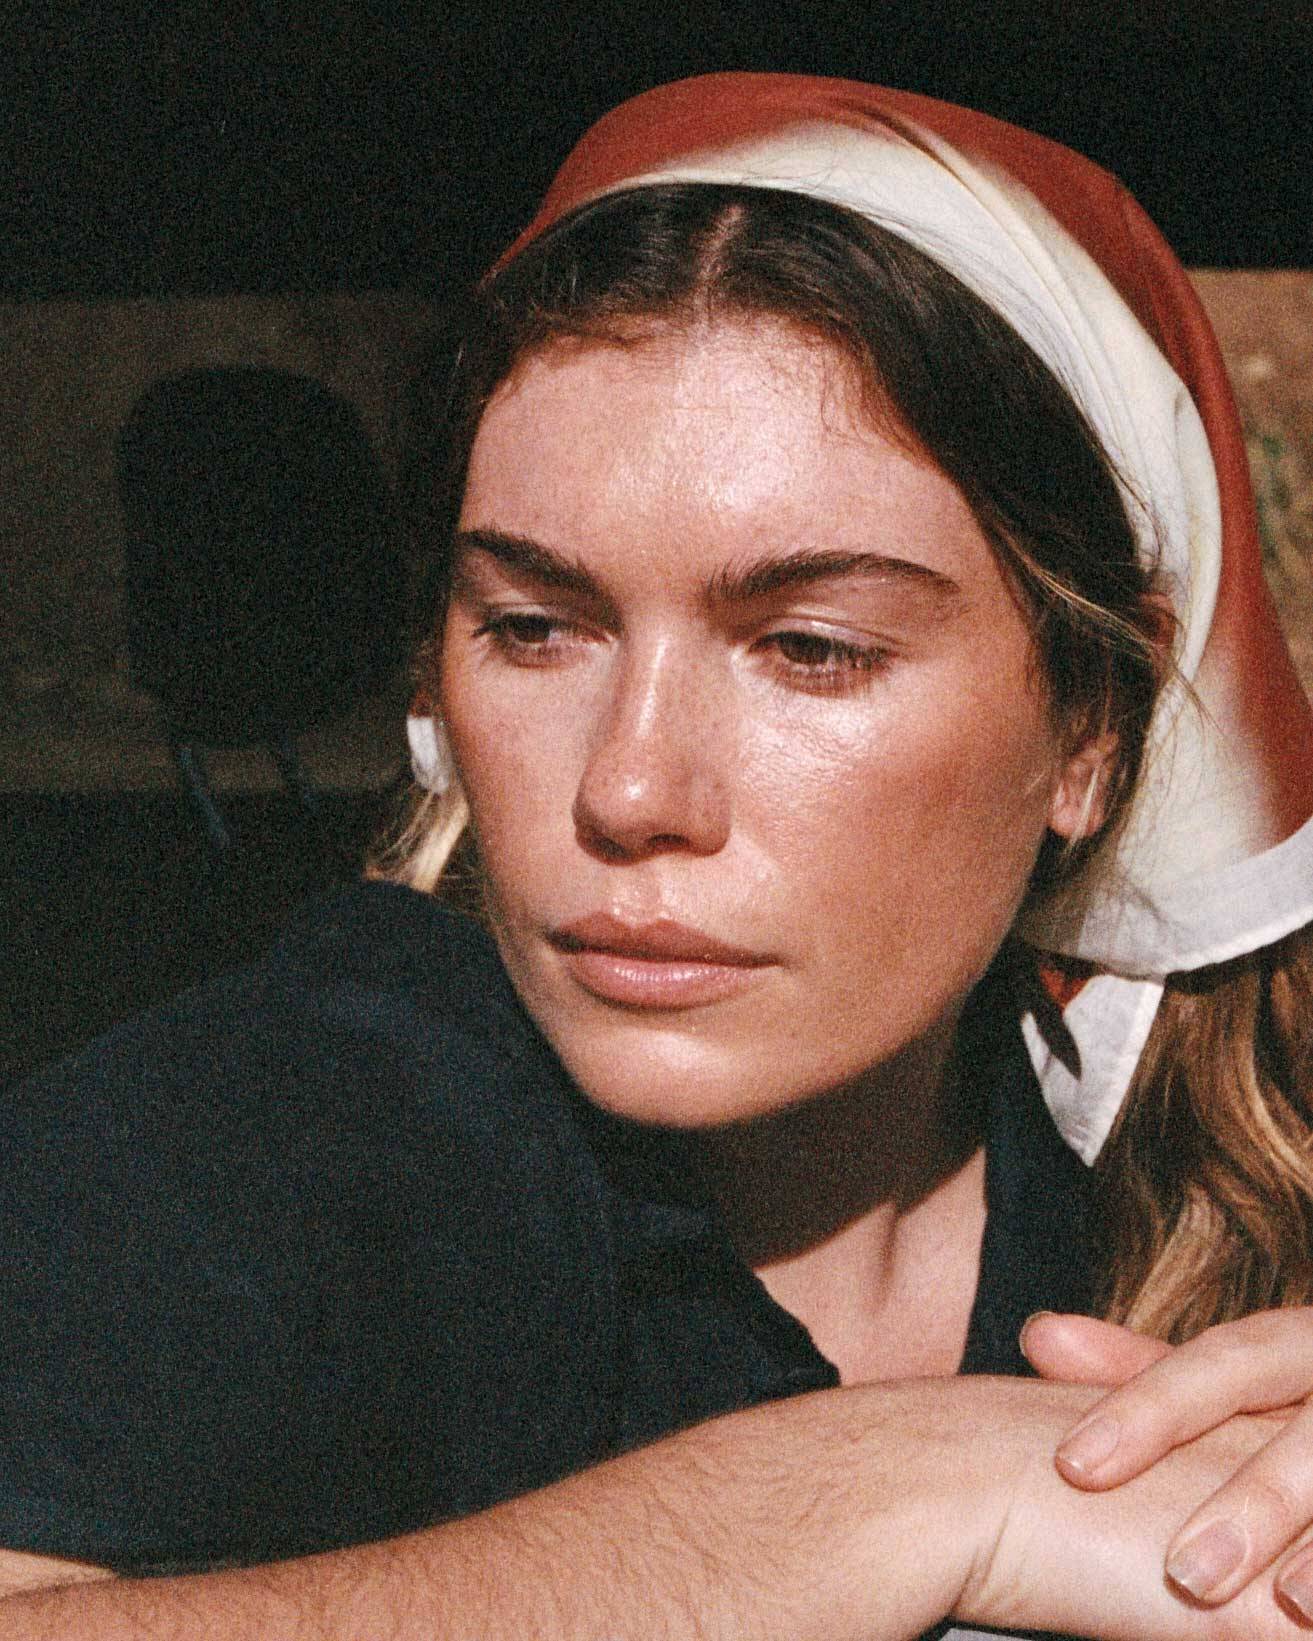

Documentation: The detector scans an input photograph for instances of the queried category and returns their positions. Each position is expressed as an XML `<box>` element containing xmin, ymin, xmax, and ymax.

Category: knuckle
<box><xmin>1229</xmin><ymin>1310</ymin><xmax>1287</xmax><ymax>1352</ymax></box>
<box><xmin>1108</xmin><ymin>1377</ymin><xmax>1197</xmax><ymax>1442</ymax></box>
<box><xmin>1188</xmin><ymin>1313</ymin><xmax>1294</xmax><ymax>1391</ymax></box>
<box><xmin>1191</xmin><ymin>1323</ymin><xmax>1251</xmax><ymax>1373</ymax></box>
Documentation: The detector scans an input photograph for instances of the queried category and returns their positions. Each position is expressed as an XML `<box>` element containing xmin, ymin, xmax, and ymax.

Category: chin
<box><xmin>553</xmin><ymin>1031</ymin><xmax>835</xmax><ymax>1131</ymax></box>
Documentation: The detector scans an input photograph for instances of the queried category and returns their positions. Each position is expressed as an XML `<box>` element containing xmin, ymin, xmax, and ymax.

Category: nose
<box><xmin>572</xmin><ymin>640</ymin><xmax>732</xmax><ymax>860</ymax></box>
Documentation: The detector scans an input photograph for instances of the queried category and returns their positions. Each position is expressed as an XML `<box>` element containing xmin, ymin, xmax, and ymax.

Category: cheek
<box><xmin>438</xmin><ymin>658</ymin><xmax>580</xmax><ymax>883</ymax></box>
<box><xmin>764</xmin><ymin>678</ymin><xmax>1058</xmax><ymax>940</ymax></box>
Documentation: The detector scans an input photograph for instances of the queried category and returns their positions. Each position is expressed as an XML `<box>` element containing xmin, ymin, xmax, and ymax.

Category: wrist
<box><xmin>829</xmin><ymin>1376</ymin><xmax>1060</xmax><ymax>1639</ymax></box>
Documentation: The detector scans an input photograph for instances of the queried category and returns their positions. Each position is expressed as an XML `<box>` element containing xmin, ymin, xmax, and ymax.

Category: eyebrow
<box><xmin>707</xmin><ymin>548</ymin><xmax>961</xmax><ymax>606</ymax></box>
<box><xmin>451</xmin><ymin>529</ymin><xmax>600</xmax><ymax>599</ymax></box>
<box><xmin>451</xmin><ymin>528</ymin><xmax>961</xmax><ymax>608</ymax></box>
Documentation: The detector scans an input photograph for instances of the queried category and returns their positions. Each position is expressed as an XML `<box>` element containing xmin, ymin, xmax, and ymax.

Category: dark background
<box><xmin>5</xmin><ymin>0</ymin><xmax>1311</xmax><ymax>1084</ymax></box>
<box><xmin>8</xmin><ymin>0</ymin><xmax>1313</xmax><ymax>303</ymax></box>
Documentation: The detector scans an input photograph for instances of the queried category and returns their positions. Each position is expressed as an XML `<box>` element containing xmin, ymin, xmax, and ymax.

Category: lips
<box><xmin>548</xmin><ymin>913</ymin><xmax>772</xmax><ymax>1008</ymax></box>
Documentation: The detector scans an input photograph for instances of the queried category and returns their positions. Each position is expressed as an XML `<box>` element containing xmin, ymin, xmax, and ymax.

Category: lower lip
<box><xmin>557</xmin><ymin>949</ymin><xmax>767</xmax><ymax>1009</ymax></box>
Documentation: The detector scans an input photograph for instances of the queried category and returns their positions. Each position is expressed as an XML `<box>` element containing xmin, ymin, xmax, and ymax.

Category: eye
<box><xmin>759</xmin><ymin>629</ymin><xmax>890</xmax><ymax>693</ymax></box>
<box><xmin>472</xmin><ymin>609</ymin><xmax>593</xmax><ymax>665</ymax></box>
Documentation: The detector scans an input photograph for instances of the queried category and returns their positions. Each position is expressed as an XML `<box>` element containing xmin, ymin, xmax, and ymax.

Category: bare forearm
<box><xmin>13</xmin><ymin>1375</ymin><xmax>1304</xmax><ymax>1641</ymax></box>
<box><xmin>0</xmin><ymin>1383</ymin><xmax>994</xmax><ymax>1641</ymax></box>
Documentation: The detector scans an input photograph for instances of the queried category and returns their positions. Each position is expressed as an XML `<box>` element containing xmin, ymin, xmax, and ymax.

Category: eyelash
<box><xmin>472</xmin><ymin>611</ymin><xmax>587</xmax><ymax>663</ymax></box>
<box><xmin>471</xmin><ymin>610</ymin><xmax>891</xmax><ymax>694</ymax></box>
<box><xmin>758</xmin><ymin>630</ymin><xmax>890</xmax><ymax>693</ymax></box>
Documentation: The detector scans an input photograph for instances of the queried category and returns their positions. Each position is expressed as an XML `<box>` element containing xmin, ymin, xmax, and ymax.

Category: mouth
<box><xmin>548</xmin><ymin>913</ymin><xmax>773</xmax><ymax>1009</ymax></box>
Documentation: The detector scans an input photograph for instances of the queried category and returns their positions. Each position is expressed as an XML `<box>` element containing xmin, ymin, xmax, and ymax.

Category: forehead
<box><xmin>459</xmin><ymin>319</ymin><xmax>993</xmax><ymax>596</ymax></box>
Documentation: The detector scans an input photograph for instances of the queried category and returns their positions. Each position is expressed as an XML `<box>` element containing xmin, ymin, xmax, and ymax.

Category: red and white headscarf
<box><xmin>410</xmin><ymin>73</ymin><xmax>1313</xmax><ymax>1161</ymax></box>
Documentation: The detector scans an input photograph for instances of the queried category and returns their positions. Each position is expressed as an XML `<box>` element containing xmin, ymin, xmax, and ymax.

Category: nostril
<box><xmin>578</xmin><ymin>825</ymin><xmax>632</xmax><ymax>863</ymax></box>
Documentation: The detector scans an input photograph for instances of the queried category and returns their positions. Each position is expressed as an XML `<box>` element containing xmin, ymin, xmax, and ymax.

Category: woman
<box><xmin>4</xmin><ymin>73</ymin><xmax>1313</xmax><ymax>1640</ymax></box>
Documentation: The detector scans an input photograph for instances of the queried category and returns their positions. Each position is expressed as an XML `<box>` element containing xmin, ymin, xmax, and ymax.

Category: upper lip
<box><xmin>550</xmin><ymin>913</ymin><xmax>771</xmax><ymax>966</ymax></box>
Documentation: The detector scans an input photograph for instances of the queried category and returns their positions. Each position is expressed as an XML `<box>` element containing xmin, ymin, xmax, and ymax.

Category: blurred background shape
<box><xmin>116</xmin><ymin>366</ymin><xmax>403</xmax><ymax>853</ymax></box>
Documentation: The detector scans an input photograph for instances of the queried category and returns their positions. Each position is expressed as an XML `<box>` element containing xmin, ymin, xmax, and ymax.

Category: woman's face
<box><xmin>439</xmin><ymin>319</ymin><xmax>1100</xmax><ymax>1127</ymax></box>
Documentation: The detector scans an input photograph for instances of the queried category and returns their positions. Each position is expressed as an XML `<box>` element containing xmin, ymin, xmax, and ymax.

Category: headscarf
<box><xmin>409</xmin><ymin>72</ymin><xmax>1313</xmax><ymax>1161</ymax></box>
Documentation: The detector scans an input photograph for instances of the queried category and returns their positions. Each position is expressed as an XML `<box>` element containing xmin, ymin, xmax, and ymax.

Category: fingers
<box><xmin>1021</xmin><ymin>1310</ymin><xmax>1171</xmax><ymax>1385</ymax></box>
<box><xmin>1275</xmin><ymin>1537</ymin><xmax>1313</xmax><ymax>1623</ymax></box>
<box><xmin>1049</xmin><ymin>1310</ymin><xmax>1313</xmax><ymax>1491</ymax></box>
<box><xmin>1160</xmin><ymin>1405</ymin><xmax>1313</xmax><ymax>1608</ymax></box>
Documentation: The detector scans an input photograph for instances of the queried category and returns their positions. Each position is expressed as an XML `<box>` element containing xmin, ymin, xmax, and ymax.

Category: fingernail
<box><xmin>1166</xmin><ymin>1520</ymin><xmax>1247</xmax><ymax>1600</ymax></box>
<box><xmin>1055</xmin><ymin>1415</ymin><xmax>1121</xmax><ymax>1477</ymax></box>
<box><xmin>1019</xmin><ymin>1311</ymin><xmax>1056</xmax><ymax>1352</ymax></box>
<box><xmin>1278</xmin><ymin>1557</ymin><xmax>1313</xmax><ymax>1623</ymax></box>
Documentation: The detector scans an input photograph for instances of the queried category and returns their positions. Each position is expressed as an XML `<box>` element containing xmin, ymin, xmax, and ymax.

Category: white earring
<box><xmin>406</xmin><ymin>714</ymin><xmax>455</xmax><ymax>794</ymax></box>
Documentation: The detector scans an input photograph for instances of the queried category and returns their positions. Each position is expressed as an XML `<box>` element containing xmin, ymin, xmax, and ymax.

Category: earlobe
<box><xmin>1048</xmin><ymin>731</ymin><xmax>1119</xmax><ymax>841</ymax></box>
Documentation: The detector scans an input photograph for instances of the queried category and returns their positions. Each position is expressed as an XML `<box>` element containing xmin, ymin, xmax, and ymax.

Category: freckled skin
<box><xmin>439</xmin><ymin>320</ymin><xmax>1099</xmax><ymax>1129</ymax></box>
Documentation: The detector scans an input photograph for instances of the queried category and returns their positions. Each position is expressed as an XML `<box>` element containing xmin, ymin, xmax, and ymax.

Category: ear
<box><xmin>1046</xmin><ymin>729</ymin><xmax>1119</xmax><ymax>842</ymax></box>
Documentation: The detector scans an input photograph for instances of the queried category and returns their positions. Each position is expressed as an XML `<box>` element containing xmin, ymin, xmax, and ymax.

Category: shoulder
<box><xmin>12</xmin><ymin>879</ymin><xmax>572</xmax><ymax>1154</ymax></box>
<box><xmin>0</xmin><ymin>882</ymin><xmax>616</xmax><ymax>1569</ymax></box>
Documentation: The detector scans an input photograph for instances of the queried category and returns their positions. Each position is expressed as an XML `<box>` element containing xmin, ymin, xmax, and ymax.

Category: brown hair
<box><xmin>1097</xmin><ymin>930</ymin><xmax>1313</xmax><ymax>1339</ymax></box>
<box><xmin>381</xmin><ymin>182</ymin><xmax>1313</xmax><ymax>1336</ymax></box>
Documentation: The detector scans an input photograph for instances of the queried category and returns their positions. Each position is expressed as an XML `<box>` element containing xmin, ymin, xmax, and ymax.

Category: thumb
<box><xmin>1020</xmin><ymin>1312</ymin><xmax>1172</xmax><ymax>1385</ymax></box>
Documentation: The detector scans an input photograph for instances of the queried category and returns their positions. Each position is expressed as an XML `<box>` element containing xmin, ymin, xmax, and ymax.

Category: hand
<box><xmin>1022</xmin><ymin>1308</ymin><xmax>1313</xmax><ymax>1619</ymax></box>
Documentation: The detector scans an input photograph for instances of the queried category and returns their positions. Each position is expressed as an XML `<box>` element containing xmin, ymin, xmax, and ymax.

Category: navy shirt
<box><xmin>0</xmin><ymin>882</ymin><xmax>1093</xmax><ymax>1576</ymax></box>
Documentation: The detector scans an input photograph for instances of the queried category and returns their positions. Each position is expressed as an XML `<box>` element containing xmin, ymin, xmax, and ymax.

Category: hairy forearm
<box><xmin>8</xmin><ymin>1374</ymin><xmax>1304</xmax><ymax>1641</ymax></box>
<box><xmin>0</xmin><ymin>1381</ymin><xmax>1000</xmax><ymax>1641</ymax></box>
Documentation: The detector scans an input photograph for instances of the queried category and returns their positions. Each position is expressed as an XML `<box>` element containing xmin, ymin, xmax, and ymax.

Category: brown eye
<box><xmin>769</xmin><ymin>631</ymin><xmax>884</xmax><ymax>671</ymax></box>
<box><xmin>756</xmin><ymin>629</ymin><xmax>891</xmax><ymax>696</ymax></box>
<box><xmin>471</xmin><ymin>608</ymin><xmax>597</xmax><ymax>667</ymax></box>
<box><xmin>490</xmin><ymin>613</ymin><xmax>558</xmax><ymax>646</ymax></box>
<box><xmin>773</xmin><ymin>632</ymin><xmax>844</xmax><ymax>668</ymax></box>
